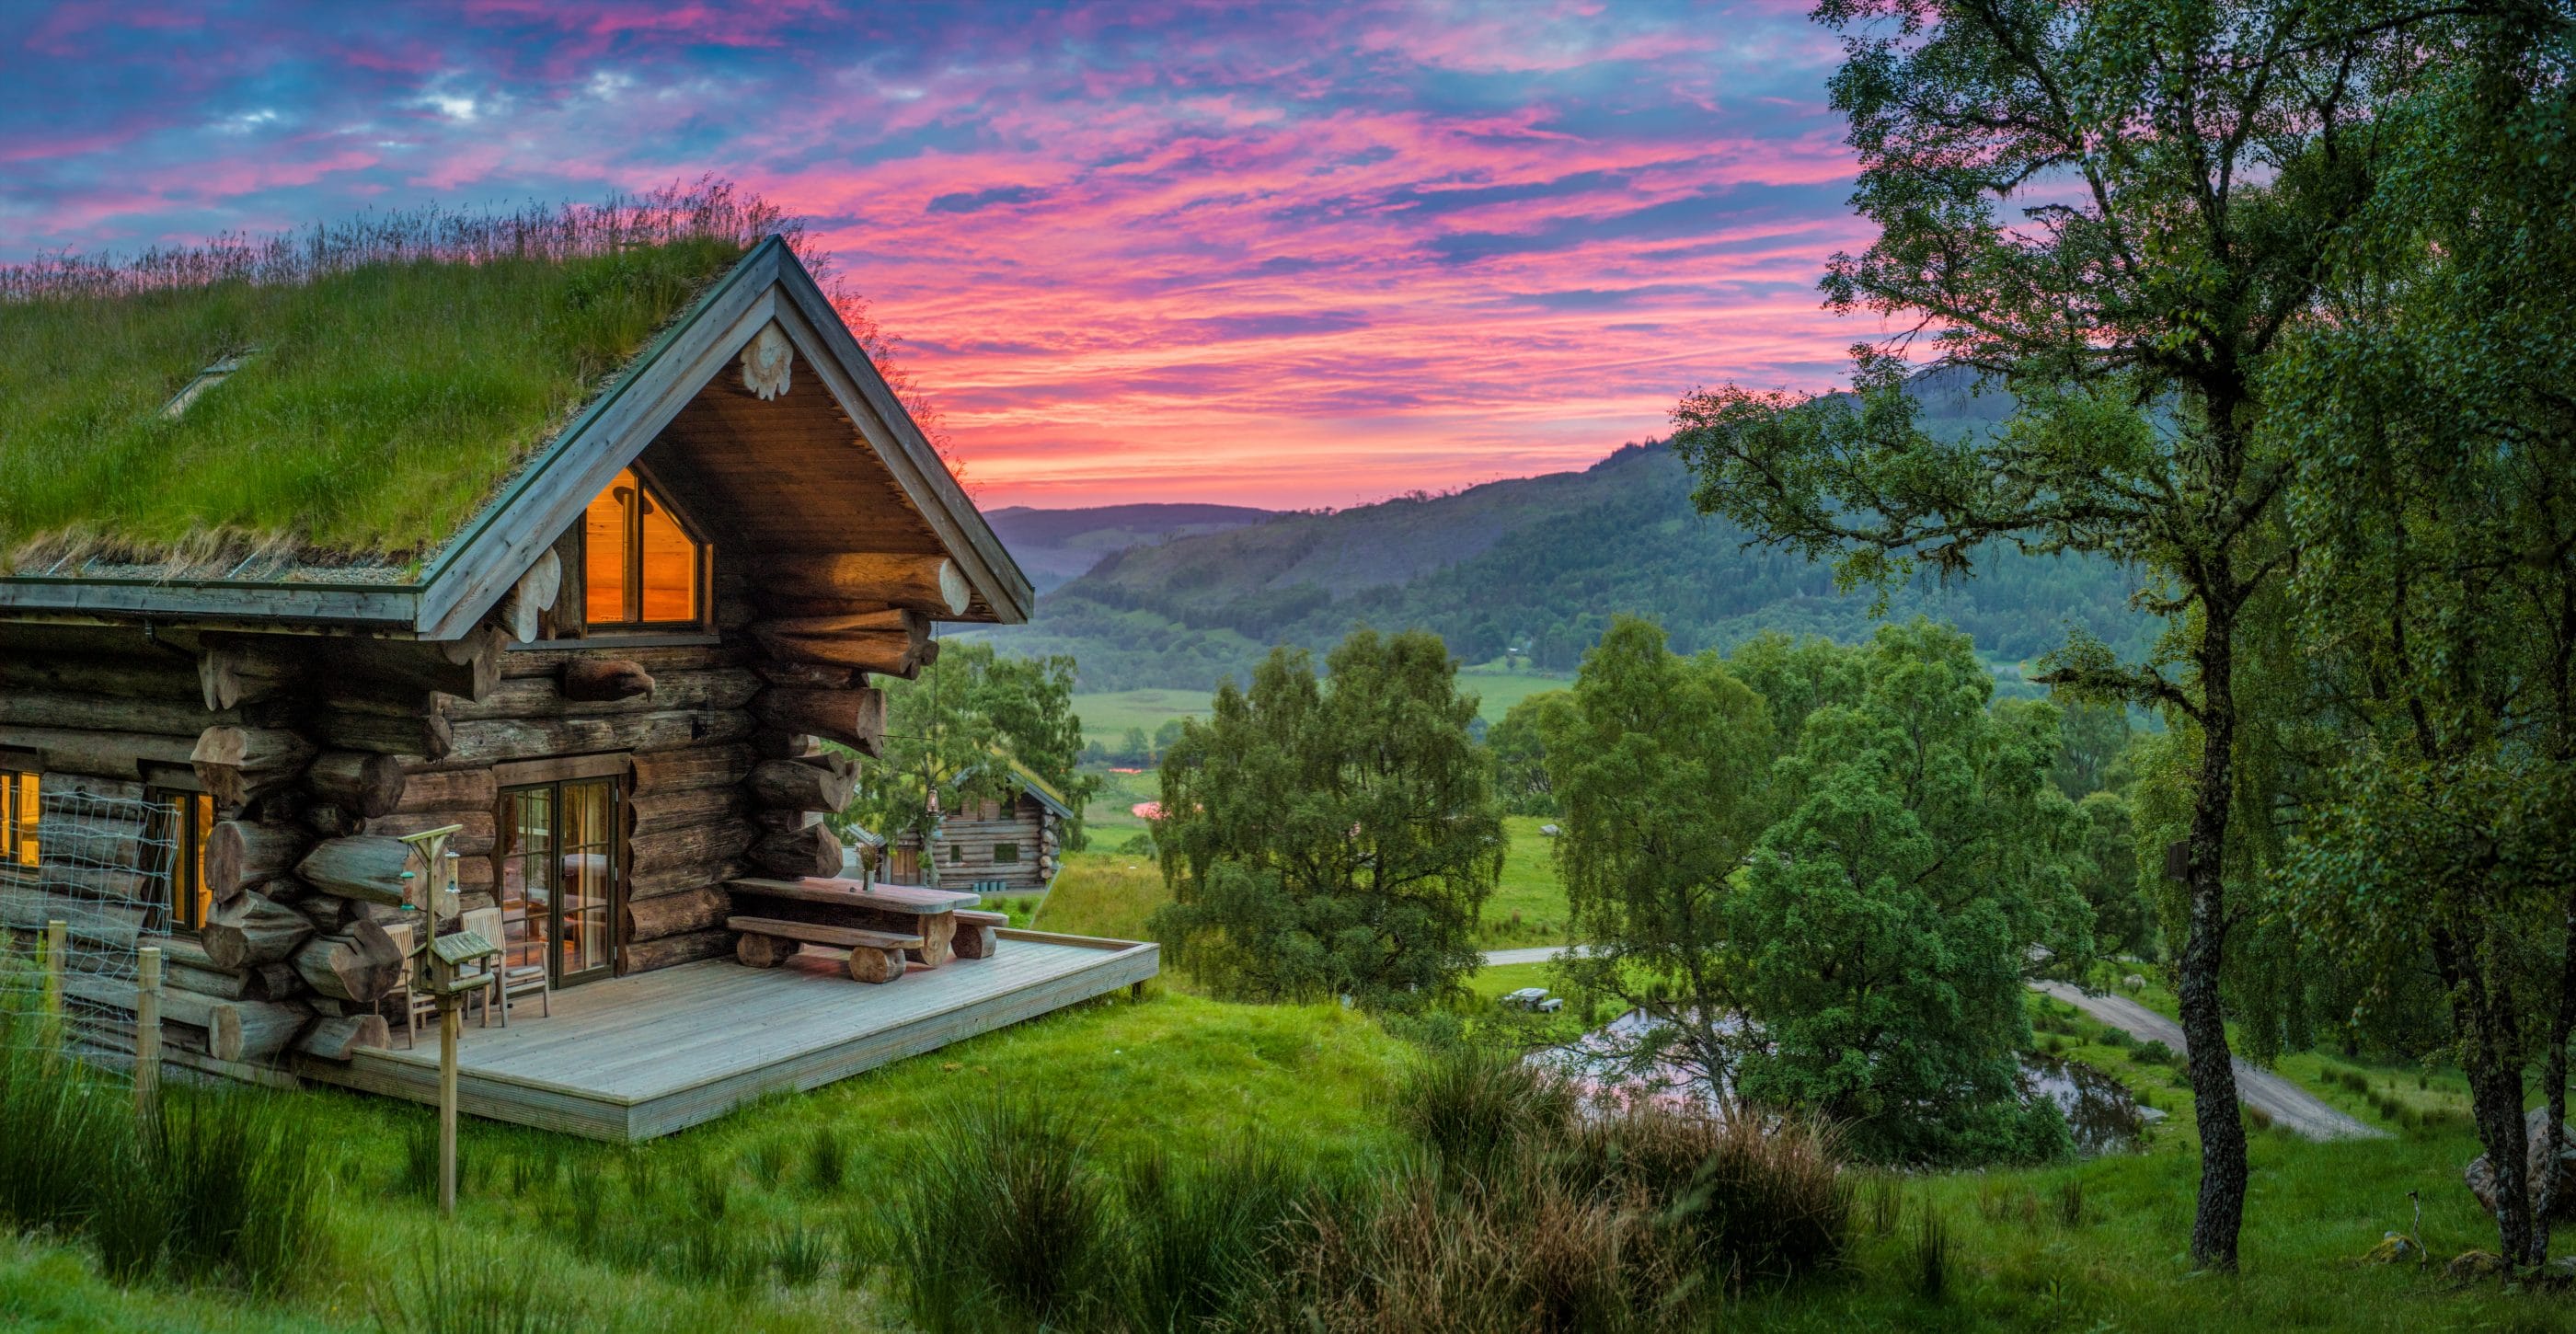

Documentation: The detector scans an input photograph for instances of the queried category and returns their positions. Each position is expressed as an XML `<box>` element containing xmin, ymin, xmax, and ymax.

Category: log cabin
<box><xmin>0</xmin><ymin>235</ymin><xmax>1156</xmax><ymax>1136</ymax></box>
<box><xmin>885</xmin><ymin>760</ymin><xmax>1075</xmax><ymax>894</ymax></box>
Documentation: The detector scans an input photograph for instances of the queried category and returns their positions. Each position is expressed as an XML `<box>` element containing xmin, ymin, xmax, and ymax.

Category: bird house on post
<box><xmin>396</xmin><ymin>823</ymin><xmax>472</xmax><ymax>1214</ymax></box>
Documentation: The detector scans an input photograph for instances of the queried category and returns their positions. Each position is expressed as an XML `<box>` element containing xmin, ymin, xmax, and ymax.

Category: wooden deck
<box><xmin>298</xmin><ymin>929</ymin><xmax>1157</xmax><ymax>1140</ymax></box>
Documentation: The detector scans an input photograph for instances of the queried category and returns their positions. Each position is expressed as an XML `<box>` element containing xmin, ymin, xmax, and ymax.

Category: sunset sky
<box><xmin>0</xmin><ymin>2</ymin><xmax>1882</xmax><ymax>509</ymax></box>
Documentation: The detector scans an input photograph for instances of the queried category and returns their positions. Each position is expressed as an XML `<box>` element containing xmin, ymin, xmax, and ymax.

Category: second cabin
<box><xmin>0</xmin><ymin>216</ymin><xmax>1156</xmax><ymax>1137</ymax></box>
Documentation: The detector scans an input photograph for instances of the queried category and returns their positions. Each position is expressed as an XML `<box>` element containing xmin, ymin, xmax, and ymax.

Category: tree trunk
<box><xmin>743</xmin><ymin>552</ymin><xmax>971</xmax><ymax>616</ymax></box>
<box><xmin>751</xmin><ymin>822</ymin><xmax>842</xmax><ymax>879</ymax></box>
<box><xmin>305</xmin><ymin>751</ymin><xmax>408</xmax><ymax>818</ymax></box>
<box><xmin>296</xmin><ymin>1013</ymin><xmax>390</xmax><ymax>1061</ymax></box>
<box><xmin>736</xmin><ymin>932</ymin><xmax>799</xmax><ymax>968</ymax></box>
<box><xmin>2535</xmin><ymin>891</ymin><xmax>2576</xmax><ymax>1263</ymax></box>
<box><xmin>0</xmin><ymin>726</ymin><xmax>195</xmax><ymax>780</ymax></box>
<box><xmin>295</xmin><ymin>836</ymin><xmax>418</xmax><ymax>905</ymax></box>
<box><xmin>745</xmin><ymin>754</ymin><xmax>858</xmax><ymax>812</ymax></box>
<box><xmin>624</xmin><ymin>886</ymin><xmax>731</xmax><ymax>942</ymax></box>
<box><xmin>203</xmin><ymin>820</ymin><xmax>308</xmax><ymax>903</ymax></box>
<box><xmin>201</xmin><ymin>891</ymin><xmax>316</xmax><ymax>970</ymax></box>
<box><xmin>631</xmin><ymin>743</ymin><xmax>756</xmax><ymax>794</ymax></box>
<box><xmin>750</xmin><ymin>611</ymin><xmax>931</xmax><ymax>676</ymax></box>
<box><xmin>190</xmin><ymin>726</ymin><xmax>317</xmax><ymax>807</ymax></box>
<box><xmin>2181</xmin><ymin>603</ymin><xmax>2248</xmax><ymax>1272</ymax></box>
<box><xmin>292</xmin><ymin>922</ymin><xmax>404</xmax><ymax>1004</ymax></box>
<box><xmin>311</xmin><ymin>707</ymin><xmax>452</xmax><ymax>761</ymax></box>
<box><xmin>753</xmin><ymin>685</ymin><xmax>885</xmax><ymax>756</ymax></box>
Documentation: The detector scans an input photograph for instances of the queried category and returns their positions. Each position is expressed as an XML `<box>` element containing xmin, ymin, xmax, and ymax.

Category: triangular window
<box><xmin>581</xmin><ymin>466</ymin><xmax>710</xmax><ymax>630</ymax></box>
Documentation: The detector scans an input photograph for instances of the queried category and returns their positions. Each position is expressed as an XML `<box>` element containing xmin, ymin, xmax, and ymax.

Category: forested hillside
<box><xmin>985</xmin><ymin>502</ymin><xmax>1273</xmax><ymax>591</ymax></box>
<box><xmin>973</xmin><ymin>386</ymin><xmax>2155</xmax><ymax>692</ymax></box>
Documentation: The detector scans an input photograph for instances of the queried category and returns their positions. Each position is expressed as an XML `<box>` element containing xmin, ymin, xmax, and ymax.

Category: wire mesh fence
<box><xmin>0</xmin><ymin>781</ymin><xmax>178</xmax><ymax>1075</ymax></box>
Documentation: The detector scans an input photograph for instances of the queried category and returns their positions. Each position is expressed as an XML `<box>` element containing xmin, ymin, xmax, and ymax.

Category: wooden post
<box><xmin>439</xmin><ymin>998</ymin><xmax>461</xmax><ymax>1216</ymax></box>
<box><xmin>134</xmin><ymin>946</ymin><xmax>163</xmax><ymax>1121</ymax></box>
<box><xmin>42</xmin><ymin>919</ymin><xmax>65</xmax><ymax>1020</ymax></box>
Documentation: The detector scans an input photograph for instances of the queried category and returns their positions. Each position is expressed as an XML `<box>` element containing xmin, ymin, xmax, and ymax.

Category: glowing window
<box><xmin>581</xmin><ymin>467</ymin><xmax>707</xmax><ymax>630</ymax></box>
<box><xmin>0</xmin><ymin>771</ymin><xmax>37</xmax><ymax>868</ymax></box>
<box><xmin>151</xmin><ymin>789</ymin><xmax>215</xmax><ymax>932</ymax></box>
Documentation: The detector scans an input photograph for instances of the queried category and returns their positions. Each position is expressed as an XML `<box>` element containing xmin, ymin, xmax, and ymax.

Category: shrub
<box><xmin>887</xmin><ymin>1091</ymin><xmax>1110</xmax><ymax>1331</ymax></box>
<box><xmin>1395</xmin><ymin>1041</ymin><xmax>1578</xmax><ymax>1185</ymax></box>
<box><xmin>2131</xmin><ymin>1040</ymin><xmax>2180</xmax><ymax>1067</ymax></box>
<box><xmin>1561</xmin><ymin>1105</ymin><xmax>1850</xmax><ymax>1284</ymax></box>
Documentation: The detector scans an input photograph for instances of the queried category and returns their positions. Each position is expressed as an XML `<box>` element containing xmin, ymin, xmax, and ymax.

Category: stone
<box><xmin>2360</xmin><ymin>1232</ymin><xmax>2420</xmax><ymax>1265</ymax></box>
<box><xmin>2464</xmin><ymin>1107</ymin><xmax>2576</xmax><ymax>1224</ymax></box>
<box><xmin>2446</xmin><ymin>1249</ymin><xmax>2509</xmax><ymax>1282</ymax></box>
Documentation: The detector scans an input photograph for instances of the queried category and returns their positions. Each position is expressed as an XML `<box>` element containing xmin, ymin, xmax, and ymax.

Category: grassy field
<box><xmin>1037</xmin><ymin>817</ymin><xmax>1573</xmax><ymax>952</ymax></box>
<box><xmin>1072</xmin><ymin>667</ymin><xmax>1568</xmax><ymax>755</ymax></box>
<box><xmin>11</xmin><ymin>983</ymin><xmax>2570</xmax><ymax>1332</ymax></box>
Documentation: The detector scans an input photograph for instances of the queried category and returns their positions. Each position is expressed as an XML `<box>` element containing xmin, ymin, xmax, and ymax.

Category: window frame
<box><xmin>147</xmin><ymin>787</ymin><xmax>216</xmax><ymax>934</ymax></box>
<box><xmin>495</xmin><ymin>773</ymin><xmax>626</xmax><ymax>987</ymax></box>
<box><xmin>992</xmin><ymin>842</ymin><xmax>1022</xmax><ymax>866</ymax></box>
<box><xmin>577</xmin><ymin>460</ymin><xmax>716</xmax><ymax>636</ymax></box>
<box><xmin>1</xmin><ymin>770</ymin><xmax>38</xmax><ymax>871</ymax></box>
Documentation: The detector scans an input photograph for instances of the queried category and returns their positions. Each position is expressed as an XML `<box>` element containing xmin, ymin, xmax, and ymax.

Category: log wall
<box><xmin>2</xmin><ymin>493</ymin><xmax>928</xmax><ymax>1079</ymax></box>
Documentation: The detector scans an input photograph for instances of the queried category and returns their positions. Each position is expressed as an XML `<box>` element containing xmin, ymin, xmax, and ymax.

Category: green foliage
<box><xmin>1485</xmin><ymin>689</ymin><xmax>1571</xmax><ymax>816</ymax></box>
<box><xmin>1151</xmin><ymin>628</ymin><xmax>1504</xmax><ymax>1007</ymax></box>
<box><xmin>2050</xmin><ymin>701</ymin><xmax>2133</xmax><ymax>799</ymax></box>
<box><xmin>1547</xmin><ymin>618</ymin><xmax>1775</xmax><ymax>1089</ymax></box>
<box><xmin>1547</xmin><ymin>619</ymin><xmax>2086</xmax><ymax>1165</ymax></box>
<box><xmin>1730</xmin><ymin>621</ymin><xmax>2089</xmax><ymax>1165</ymax></box>
<box><xmin>848</xmin><ymin>640</ymin><xmax>1100</xmax><ymax>862</ymax></box>
<box><xmin>2074</xmin><ymin>789</ymin><xmax>2156</xmax><ymax>960</ymax></box>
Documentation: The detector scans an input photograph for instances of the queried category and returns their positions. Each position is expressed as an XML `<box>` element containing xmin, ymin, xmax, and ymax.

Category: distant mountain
<box><xmin>986</xmin><ymin>503</ymin><xmax>1273</xmax><ymax>591</ymax></box>
<box><xmin>968</xmin><ymin>372</ymin><xmax>2153</xmax><ymax>694</ymax></box>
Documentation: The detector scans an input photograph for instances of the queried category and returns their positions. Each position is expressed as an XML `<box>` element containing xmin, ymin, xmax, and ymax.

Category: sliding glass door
<box><xmin>499</xmin><ymin>775</ymin><xmax>620</xmax><ymax>986</ymax></box>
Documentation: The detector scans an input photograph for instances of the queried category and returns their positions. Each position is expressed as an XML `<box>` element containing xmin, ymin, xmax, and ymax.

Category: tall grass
<box><xmin>886</xmin><ymin>1091</ymin><xmax>1113</xmax><ymax>1331</ymax></box>
<box><xmin>372</xmin><ymin>1234</ymin><xmax>591</xmax><ymax>1334</ymax></box>
<box><xmin>1116</xmin><ymin>1137</ymin><xmax>1314</xmax><ymax>1332</ymax></box>
<box><xmin>0</xmin><ymin>1002</ymin><xmax>318</xmax><ymax>1292</ymax></box>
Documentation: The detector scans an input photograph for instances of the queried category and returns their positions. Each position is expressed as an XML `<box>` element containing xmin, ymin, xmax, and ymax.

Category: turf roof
<box><xmin>0</xmin><ymin>197</ymin><xmax>775</xmax><ymax>574</ymax></box>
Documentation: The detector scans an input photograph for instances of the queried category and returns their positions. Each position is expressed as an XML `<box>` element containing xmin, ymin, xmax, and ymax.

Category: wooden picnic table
<box><xmin>729</xmin><ymin>879</ymin><xmax>994</xmax><ymax>970</ymax></box>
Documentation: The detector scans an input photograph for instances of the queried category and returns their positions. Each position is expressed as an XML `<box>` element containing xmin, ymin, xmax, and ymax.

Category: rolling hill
<box><xmin>985</xmin><ymin>503</ymin><xmax>1273</xmax><ymax>591</ymax></box>
<box><xmin>967</xmin><ymin>370</ymin><xmax>2156</xmax><ymax>694</ymax></box>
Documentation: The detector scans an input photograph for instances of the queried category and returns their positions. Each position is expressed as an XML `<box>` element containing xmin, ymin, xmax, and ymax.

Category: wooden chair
<box><xmin>382</xmin><ymin>922</ymin><xmax>442</xmax><ymax>1050</ymax></box>
<box><xmin>481</xmin><ymin>905</ymin><xmax>550</xmax><ymax>1027</ymax></box>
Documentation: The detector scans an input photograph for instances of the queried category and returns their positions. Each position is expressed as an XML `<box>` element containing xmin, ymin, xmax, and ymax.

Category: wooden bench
<box><xmin>730</xmin><ymin>878</ymin><xmax>980</xmax><ymax>968</ymax></box>
<box><xmin>727</xmin><ymin>914</ymin><xmax>925</xmax><ymax>984</ymax></box>
<box><xmin>953</xmin><ymin>908</ymin><xmax>1007</xmax><ymax>961</ymax></box>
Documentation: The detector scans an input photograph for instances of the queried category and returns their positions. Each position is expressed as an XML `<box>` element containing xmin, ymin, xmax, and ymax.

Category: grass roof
<box><xmin>0</xmin><ymin>183</ymin><xmax>785</xmax><ymax>574</ymax></box>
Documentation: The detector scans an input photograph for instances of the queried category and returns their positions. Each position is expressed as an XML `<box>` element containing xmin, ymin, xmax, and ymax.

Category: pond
<box><xmin>1540</xmin><ymin>1009</ymin><xmax>2157</xmax><ymax>1156</ymax></box>
<box><xmin>2021</xmin><ymin>1052</ymin><xmax>2157</xmax><ymax>1155</ymax></box>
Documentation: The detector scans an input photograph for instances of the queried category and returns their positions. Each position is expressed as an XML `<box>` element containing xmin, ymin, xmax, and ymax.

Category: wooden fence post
<box><xmin>42</xmin><ymin>919</ymin><xmax>65</xmax><ymax>1021</ymax></box>
<box><xmin>134</xmin><ymin>946</ymin><xmax>163</xmax><ymax>1121</ymax></box>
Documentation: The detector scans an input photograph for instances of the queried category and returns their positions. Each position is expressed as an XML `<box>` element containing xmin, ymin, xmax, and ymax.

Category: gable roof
<box><xmin>0</xmin><ymin>237</ymin><xmax>1030</xmax><ymax>632</ymax></box>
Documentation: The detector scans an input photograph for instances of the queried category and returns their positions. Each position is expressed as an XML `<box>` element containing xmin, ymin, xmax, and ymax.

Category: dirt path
<box><xmin>2031</xmin><ymin>982</ymin><xmax>2387</xmax><ymax>1143</ymax></box>
<box><xmin>1482</xmin><ymin>945</ymin><xmax>1588</xmax><ymax>967</ymax></box>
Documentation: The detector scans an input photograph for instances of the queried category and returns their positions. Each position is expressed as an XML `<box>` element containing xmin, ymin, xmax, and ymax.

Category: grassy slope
<box><xmin>2</xmin><ymin>992</ymin><xmax>1409</xmax><ymax>1333</ymax></box>
<box><xmin>0</xmin><ymin>238</ymin><xmax>744</xmax><ymax>562</ymax></box>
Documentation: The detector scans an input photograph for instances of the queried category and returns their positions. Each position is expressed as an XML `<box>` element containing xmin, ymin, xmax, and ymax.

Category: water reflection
<box><xmin>1540</xmin><ymin>1010</ymin><xmax>2155</xmax><ymax>1156</ymax></box>
<box><xmin>2020</xmin><ymin>1053</ymin><xmax>2155</xmax><ymax>1155</ymax></box>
